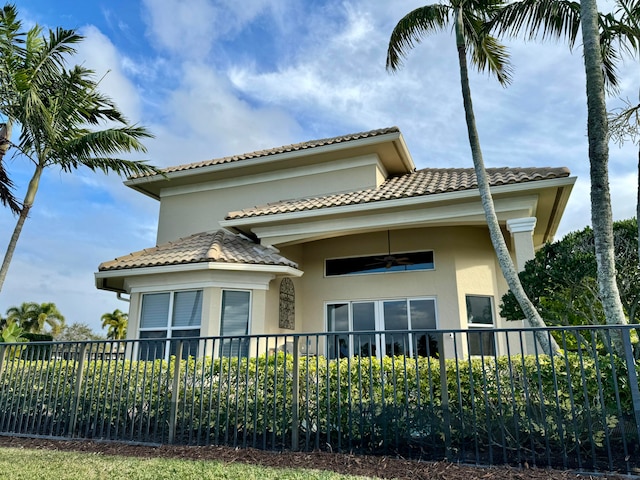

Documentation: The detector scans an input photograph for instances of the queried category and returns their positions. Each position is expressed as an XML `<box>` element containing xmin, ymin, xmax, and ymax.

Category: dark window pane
<box><xmin>173</xmin><ymin>291</ymin><xmax>202</xmax><ymax>327</ymax></box>
<box><xmin>326</xmin><ymin>251</ymin><xmax>434</xmax><ymax>276</ymax></box>
<box><xmin>468</xmin><ymin>330</ymin><xmax>496</xmax><ymax>356</ymax></box>
<box><xmin>466</xmin><ymin>296</ymin><xmax>494</xmax><ymax>325</ymax></box>
<box><xmin>140</xmin><ymin>293</ymin><xmax>170</xmax><ymax>329</ymax></box>
<box><xmin>220</xmin><ymin>291</ymin><xmax>251</xmax><ymax>357</ymax></box>
<box><xmin>170</xmin><ymin>329</ymin><xmax>200</xmax><ymax>359</ymax></box>
<box><xmin>327</xmin><ymin>304</ymin><xmax>350</xmax><ymax>358</ymax></box>
<box><xmin>139</xmin><ymin>330</ymin><xmax>167</xmax><ymax>361</ymax></box>
<box><xmin>410</xmin><ymin>299</ymin><xmax>438</xmax><ymax>357</ymax></box>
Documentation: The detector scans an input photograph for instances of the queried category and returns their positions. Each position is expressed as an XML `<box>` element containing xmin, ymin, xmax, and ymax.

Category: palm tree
<box><xmin>490</xmin><ymin>0</ymin><xmax>630</xmax><ymax>331</ymax></box>
<box><xmin>386</xmin><ymin>0</ymin><xmax>560</xmax><ymax>355</ymax></box>
<box><xmin>6</xmin><ymin>301</ymin><xmax>65</xmax><ymax>335</ymax></box>
<box><xmin>101</xmin><ymin>309</ymin><xmax>128</xmax><ymax>340</ymax></box>
<box><xmin>0</xmin><ymin>4</ymin><xmax>159</xmax><ymax>292</ymax></box>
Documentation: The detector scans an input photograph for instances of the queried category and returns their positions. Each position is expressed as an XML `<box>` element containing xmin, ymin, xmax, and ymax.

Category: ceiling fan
<box><xmin>369</xmin><ymin>231</ymin><xmax>411</xmax><ymax>269</ymax></box>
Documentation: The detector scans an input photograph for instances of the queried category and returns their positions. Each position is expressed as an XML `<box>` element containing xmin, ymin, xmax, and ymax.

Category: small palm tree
<box><xmin>0</xmin><ymin>5</ymin><xmax>160</xmax><ymax>292</ymax></box>
<box><xmin>6</xmin><ymin>301</ymin><xmax>65</xmax><ymax>335</ymax></box>
<box><xmin>101</xmin><ymin>309</ymin><xmax>128</xmax><ymax>340</ymax></box>
<box><xmin>387</xmin><ymin>0</ymin><xmax>559</xmax><ymax>354</ymax></box>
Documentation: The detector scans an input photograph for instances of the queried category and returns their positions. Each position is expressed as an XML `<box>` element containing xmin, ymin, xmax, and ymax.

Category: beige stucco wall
<box><xmin>156</xmin><ymin>156</ymin><xmax>386</xmax><ymax>244</ymax></box>
<box><xmin>289</xmin><ymin>226</ymin><xmax>506</xmax><ymax>333</ymax></box>
<box><xmin>122</xmin><ymin>225</ymin><xmax>528</xmax><ymax>358</ymax></box>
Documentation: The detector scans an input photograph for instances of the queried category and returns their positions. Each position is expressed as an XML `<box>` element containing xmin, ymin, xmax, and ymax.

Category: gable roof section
<box><xmin>98</xmin><ymin>230</ymin><xmax>297</xmax><ymax>272</ymax></box>
<box><xmin>226</xmin><ymin>166</ymin><xmax>571</xmax><ymax>220</ymax></box>
<box><xmin>130</xmin><ymin>127</ymin><xmax>402</xmax><ymax>179</ymax></box>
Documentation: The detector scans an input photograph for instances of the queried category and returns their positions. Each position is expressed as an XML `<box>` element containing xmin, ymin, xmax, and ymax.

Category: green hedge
<box><xmin>0</xmin><ymin>351</ymin><xmax>636</xmax><ymax>465</ymax></box>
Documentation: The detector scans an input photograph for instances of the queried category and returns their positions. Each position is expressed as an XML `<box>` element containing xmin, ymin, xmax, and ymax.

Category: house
<box><xmin>94</xmin><ymin>127</ymin><xmax>575</xmax><ymax>359</ymax></box>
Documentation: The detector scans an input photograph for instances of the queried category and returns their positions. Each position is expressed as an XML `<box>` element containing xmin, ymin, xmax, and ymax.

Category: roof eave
<box><xmin>95</xmin><ymin>262</ymin><xmax>303</xmax><ymax>290</ymax></box>
<box><xmin>221</xmin><ymin>176</ymin><xmax>577</xmax><ymax>229</ymax></box>
<box><xmin>124</xmin><ymin>130</ymin><xmax>414</xmax><ymax>198</ymax></box>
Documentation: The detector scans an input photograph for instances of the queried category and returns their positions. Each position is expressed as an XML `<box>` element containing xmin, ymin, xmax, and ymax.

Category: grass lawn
<box><xmin>0</xmin><ymin>447</ymin><xmax>377</xmax><ymax>480</ymax></box>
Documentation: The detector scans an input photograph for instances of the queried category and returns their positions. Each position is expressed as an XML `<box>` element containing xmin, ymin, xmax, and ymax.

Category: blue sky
<box><xmin>0</xmin><ymin>0</ymin><xmax>637</xmax><ymax>335</ymax></box>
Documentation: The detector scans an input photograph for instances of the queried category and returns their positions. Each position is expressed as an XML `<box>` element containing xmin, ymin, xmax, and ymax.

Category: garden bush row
<box><xmin>0</xmin><ymin>350</ymin><xmax>636</xmax><ymax>468</ymax></box>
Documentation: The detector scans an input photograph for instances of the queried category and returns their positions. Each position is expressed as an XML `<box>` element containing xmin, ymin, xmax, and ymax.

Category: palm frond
<box><xmin>472</xmin><ymin>34</ymin><xmax>514</xmax><ymax>85</ymax></box>
<box><xmin>0</xmin><ymin>160</ymin><xmax>20</xmax><ymax>214</ymax></box>
<box><xmin>386</xmin><ymin>4</ymin><xmax>452</xmax><ymax>71</ymax></box>
<box><xmin>460</xmin><ymin>11</ymin><xmax>513</xmax><ymax>85</ymax></box>
<box><xmin>490</xmin><ymin>0</ymin><xmax>581</xmax><ymax>47</ymax></box>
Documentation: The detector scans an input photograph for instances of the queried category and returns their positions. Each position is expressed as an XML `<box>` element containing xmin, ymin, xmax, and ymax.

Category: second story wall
<box><xmin>156</xmin><ymin>154</ymin><xmax>386</xmax><ymax>244</ymax></box>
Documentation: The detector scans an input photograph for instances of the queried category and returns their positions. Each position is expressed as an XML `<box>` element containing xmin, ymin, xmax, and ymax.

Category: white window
<box><xmin>220</xmin><ymin>290</ymin><xmax>251</xmax><ymax>357</ymax></box>
<box><xmin>326</xmin><ymin>298</ymin><xmax>438</xmax><ymax>359</ymax></box>
<box><xmin>139</xmin><ymin>290</ymin><xmax>202</xmax><ymax>360</ymax></box>
<box><xmin>466</xmin><ymin>295</ymin><xmax>496</xmax><ymax>356</ymax></box>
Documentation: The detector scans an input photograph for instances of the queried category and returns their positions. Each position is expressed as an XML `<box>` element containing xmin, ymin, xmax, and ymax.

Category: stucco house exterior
<box><xmin>94</xmin><ymin>126</ymin><xmax>575</xmax><ymax>359</ymax></box>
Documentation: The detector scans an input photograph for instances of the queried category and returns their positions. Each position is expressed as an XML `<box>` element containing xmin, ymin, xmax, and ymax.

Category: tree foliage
<box><xmin>101</xmin><ymin>309</ymin><xmax>128</xmax><ymax>340</ymax></box>
<box><xmin>500</xmin><ymin>219</ymin><xmax>640</xmax><ymax>325</ymax></box>
<box><xmin>56</xmin><ymin>322</ymin><xmax>104</xmax><ymax>342</ymax></box>
<box><xmin>5</xmin><ymin>301</ymin><xmax>65</xmax><ymax>335</ymax></box>
<box><xmin>0</xmin><ymin>4</ymin><xmax>160</xmax><ymax>292</ymax></box>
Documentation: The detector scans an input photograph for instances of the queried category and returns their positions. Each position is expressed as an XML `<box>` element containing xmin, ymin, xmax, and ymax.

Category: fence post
<box><xmin>621</xmin><ymin>327</ymin><xmax>640</xmax><ymax>443</ymax></box>
<box><xmin>0</xmin><ymin>344</ymin><xmax>6</xmax><ymax>378</ymax></box>
<box><xmin>438</xmin><ymin>333</ymin><xmax>452</xmax><ymax>460</ymax></box>
<box><xmin>69</xmin><ymin>343</ymin><xmax>88</xmax><ymax>437</ymax></box>
<box><xmin>292</xmin><ymin>336</ymin><xmax>300</xmax><ymax>451</ymax></box>
<box><xmin>168</xmin><ymin>341</ymin><xmax>183</xmax><ymax>444</ymax></box>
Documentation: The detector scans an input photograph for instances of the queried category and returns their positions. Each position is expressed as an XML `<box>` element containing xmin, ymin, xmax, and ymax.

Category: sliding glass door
<box><xmin>326</xmin><ymin>298</ymin><xmax>437</xmax><ymax>359</ymax></box>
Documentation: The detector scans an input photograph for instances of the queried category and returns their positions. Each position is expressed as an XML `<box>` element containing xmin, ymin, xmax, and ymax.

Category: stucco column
<box><xmin>506</xmin><ymin>217</ymin><xmax>537</xmax><ymax>271</ymax></box>
<box><xmin>506</xmin><ymin>217</ymin><xmax>538</xmax><ymax>356</ymax></box>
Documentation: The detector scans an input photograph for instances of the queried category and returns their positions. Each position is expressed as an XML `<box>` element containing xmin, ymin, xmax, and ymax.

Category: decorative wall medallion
<box><xmin>279</xmin><ymin>277</ymin><xmax>295</xmax><ymax>330</ymax></box>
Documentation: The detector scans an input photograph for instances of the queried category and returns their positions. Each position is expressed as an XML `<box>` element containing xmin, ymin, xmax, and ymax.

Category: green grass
<box><xmin>0</xmin><ymin>447</ymin><xmax>377</xmax><ymax>480</ymax></box>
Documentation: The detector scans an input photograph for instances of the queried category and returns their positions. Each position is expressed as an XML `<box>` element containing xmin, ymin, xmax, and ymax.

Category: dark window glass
<box><xmin>326</xmin><ymin>251</ymin><xmax>434</xmax><ymax>276</ymax></box>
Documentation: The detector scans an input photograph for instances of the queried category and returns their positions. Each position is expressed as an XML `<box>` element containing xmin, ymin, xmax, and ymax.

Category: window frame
<box><xmin>324</xmin><ymin>250</ymin><xmax>435</xmax><ymax>277</ymax></box>
<box><xmin>219</xmin><ymin>289</ymin><xmax>252</xmax><ymax>358</ymax></box>
<box><xmin>465</xmin><ymin>294</ymin><xmax>496</xmax><ymax>356</ymax></box>
<box><xmin>138</xmin><ymin>289</ymin><xmax>203</xmax><ymax>360</ymax></box>
<box><xmin>325</xmin><ymin>297</ymin><xmax>438</xmax><ymax>359</ymax></box>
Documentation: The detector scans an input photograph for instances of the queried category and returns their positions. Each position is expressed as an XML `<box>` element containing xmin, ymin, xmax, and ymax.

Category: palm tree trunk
<box><xmin>637</xmin><ymin>146</ymin><xmax>639</xmax><ymax>266</ymax></box>
<box><xmin>454</xmin><ymin>8</ymin><xmax>559</xmax><ymax>356</ymax></box>
<box><xmin>580</xmin><ymin>0</ymin><xmax>627</xmax><ymax>336</ymax></box>
<box><xmin>0</xmin><ymin>163</ymin><xmax>44</xmax><ymax>292</ymax></box>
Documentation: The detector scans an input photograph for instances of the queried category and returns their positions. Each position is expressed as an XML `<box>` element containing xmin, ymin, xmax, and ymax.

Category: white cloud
<box><xmin>75</xmin><ymin>26</ymin><xmax>143</xmax><ymax>123</ymax></box>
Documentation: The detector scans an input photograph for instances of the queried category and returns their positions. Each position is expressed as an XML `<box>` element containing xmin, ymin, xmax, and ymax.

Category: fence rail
<box><xmin>0</xmin><ymin>325</ymin><xmax>639</xmax><ymax>474</ymax></box>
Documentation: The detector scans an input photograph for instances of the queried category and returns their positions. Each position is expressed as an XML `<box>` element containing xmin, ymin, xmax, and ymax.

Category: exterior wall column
<box><xmin>506</xmin><ymin>217</ymin><xmax>538</xmax><ymax>355</ymax></box>
<box><xmin>506</xmin><ymin>217</ymin><xmax>537</xmax><ymax>271</ymax></box>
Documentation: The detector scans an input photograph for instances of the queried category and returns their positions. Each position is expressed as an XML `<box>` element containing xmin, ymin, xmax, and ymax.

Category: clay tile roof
<box><xmin>98</xmin><ymin>230</ymin><xmax>297</xmax><ymax>272</ymax></box>
<box><xmin>129</xmin><ymin>127</ymin><xmax>400</xmax><ymax>179</ymax></box>
<box><xmin>226</xmin><ymin>166</ymin><xmax>571</xmax><ymax>220</ymax></box>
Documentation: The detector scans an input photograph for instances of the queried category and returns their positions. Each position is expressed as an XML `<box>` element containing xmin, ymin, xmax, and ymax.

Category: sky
<box><xmin>0</xmin><ymin>0</ymin><xmax>638</xmax><ymax>335</ymax></box>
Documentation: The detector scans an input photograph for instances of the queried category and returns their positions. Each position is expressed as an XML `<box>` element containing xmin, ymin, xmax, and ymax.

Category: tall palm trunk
<box><xmin>580</xmin><ymin>0</ymin><xmax>627</xmax><ymax>337</ymax></box>
<box><xmin>0</xmin><ymin>163</ymin><xmax>44</xmax><ymax>291</ymax></box>
<box><xmin>454</xmin><ymin>8</ymin><xmax>560</xmax><ymax>356</ymax></box>
<box><xmin>637</xmin><ymin>147</ymin><xmax>639</xmax><ymax>265</ymax></box>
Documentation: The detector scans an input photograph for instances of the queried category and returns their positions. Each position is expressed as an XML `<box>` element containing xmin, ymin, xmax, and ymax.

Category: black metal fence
<box><xmin>0</xmin><ymin>325</ymin><xmax>639</xmax><ymax>475</ymax></box>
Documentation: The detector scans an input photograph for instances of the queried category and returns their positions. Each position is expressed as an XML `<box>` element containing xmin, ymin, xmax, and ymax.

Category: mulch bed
<box><xmin>0</xmin><ymin>435</ymin><xmax>633</xmax><ymax>479</ymax></box>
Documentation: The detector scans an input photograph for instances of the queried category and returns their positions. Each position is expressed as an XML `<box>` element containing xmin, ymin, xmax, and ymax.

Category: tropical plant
<box><xmin>386</xmin><ymin>0</ymin><xmax>559</xmax><ymax>355</ymax></box>
<box><xmin>0</xmin><ymin>4</ymin><xmax>159</xmax><ymax>292</ymax></box>
<box><xmin>489</xmin><ymin>0</ymin><xmax>630</xmax><ymax>337</ymax></box>
<box><xmin>500</xmin><ymin>219</ymin><xmax>640</xmax><ymax>327</ymax></box>
<box><xmin>101</xmin><ymin>309</ymin><xmax>128</xmax><ymax>340</ymax></box>
<box><xmin>0</xmin><ymin>319</ymin><xmax>23</xmax><ymax>342</ymax></box>
<box><xmin>6</xmin><ymin>301</ymin><xmax>65</xmax><ymax>335</ymax></box>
